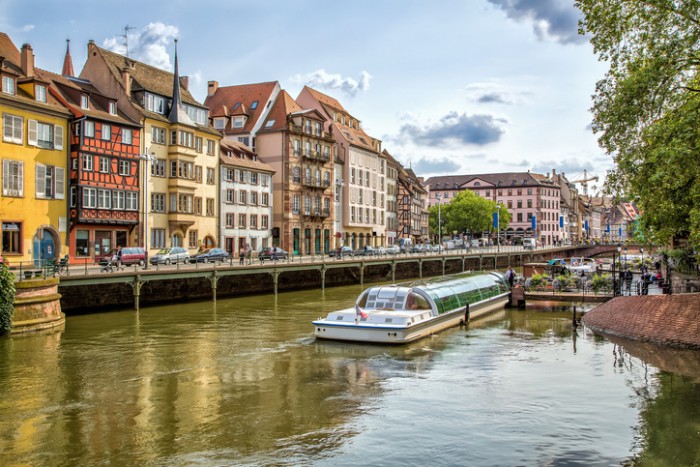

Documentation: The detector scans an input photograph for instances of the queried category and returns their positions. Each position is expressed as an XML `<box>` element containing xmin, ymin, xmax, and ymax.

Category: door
<box><xmin>95</xmin><ymin>230</ymin><xmax>112</xmax><ymax>259</ymax></box>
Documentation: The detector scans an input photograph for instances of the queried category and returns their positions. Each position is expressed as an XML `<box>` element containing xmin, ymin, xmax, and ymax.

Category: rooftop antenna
<box><xmin>119</xmin><ymin>25</ymin><xmax>137</xmax><ymax>57</ymax></box>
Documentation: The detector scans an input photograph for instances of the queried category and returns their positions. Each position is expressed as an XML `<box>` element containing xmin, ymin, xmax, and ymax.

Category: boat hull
<box><xmin>313</xmin><ymin>294</ymin><xmax>509</xmax><ymax>344</ymax></box>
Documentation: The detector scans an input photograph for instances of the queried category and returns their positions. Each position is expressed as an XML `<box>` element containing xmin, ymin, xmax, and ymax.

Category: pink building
<box><xmin>425</xmin><ymin>172</ymin><xmax>562</xmax><ymax>246</ymax></box>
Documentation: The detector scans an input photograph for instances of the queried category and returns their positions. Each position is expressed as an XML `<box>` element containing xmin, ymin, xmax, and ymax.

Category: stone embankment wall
<box><xmin>583</xmin><ymin>294</ymin><xmax>700</xmax><ymax>350</ymax></box>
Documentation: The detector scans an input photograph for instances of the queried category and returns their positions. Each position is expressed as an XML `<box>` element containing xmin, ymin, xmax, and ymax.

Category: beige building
<box><xmin>80</xmin><ymin>41</ymin><xmax>220</xmax><ymax>255</ymax></box>
<box><xmin>205</xmin><ymin>81</ymin><xmax>336</xmax><ymax>255</ymax></box>
<box><xmin>296</xmin><ymin>86</ymin><xmax>386</xmax><ymax>250</ymax></box>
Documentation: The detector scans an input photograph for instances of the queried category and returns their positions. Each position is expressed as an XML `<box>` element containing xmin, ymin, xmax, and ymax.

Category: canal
<box><xmin>1</xmin><ymin>283</ymin><xmax>698</xmax><ymax>466</ymax></box>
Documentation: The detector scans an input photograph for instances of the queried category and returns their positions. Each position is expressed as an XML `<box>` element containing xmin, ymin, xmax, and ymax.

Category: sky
<box><xmin>1</xmin><ymin>0</ymin><xmax>611</xmax><ymax>192</ymax></box>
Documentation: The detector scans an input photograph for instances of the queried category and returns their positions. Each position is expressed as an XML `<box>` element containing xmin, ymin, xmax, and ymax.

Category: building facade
<box><xmin>1</xmin><ymin>35</ymin><xmax>71</xmax><ymax>265</ymax></box>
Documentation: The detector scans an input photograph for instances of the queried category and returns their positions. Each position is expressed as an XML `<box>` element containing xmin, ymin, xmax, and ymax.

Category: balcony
<box><xmin>302</xmin><ymin>177</ymin><xmax>331</xmax><ymax>189</ymax></box>
<box><xmin>302</xmin><ymin>150</ymin><xmax>330</xmax><ymax>163</ymax></box>
<box><xmin>302</xmin><ymin>208</ymin><xmax>331</xmax><ymax>219</ymax></box>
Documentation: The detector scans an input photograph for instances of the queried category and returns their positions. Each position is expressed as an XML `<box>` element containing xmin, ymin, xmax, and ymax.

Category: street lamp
<box><xmin>496</xmin><ymin>204</ymin><xmax>501</xmax><ymax>253</ymax></box>
<box><xmin>435</xmin><ymin>193</ymin><xmax>441</xmax><ymax>247</ymax></box>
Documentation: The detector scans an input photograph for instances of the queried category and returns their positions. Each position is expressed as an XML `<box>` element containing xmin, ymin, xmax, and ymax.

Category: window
<box><xmin>233</xmin><ymin>116</ymin><xmax>244</xmax><ymax>128</ymax></box>
<box><xmin>70</xmin><ymin>186</ymin><xmax>77</xmax><ymax>207</ymax></box>
<box><xmin>239</xmin><ymin>190</ymin><xmax>247</xmax><ymax>204</ymax></box>
<box><xmin>118</xmin><ymin>160</ymin><xmax>130</xmax><ymax>175</ymax></box>
<box><xmin>80</xmin><ymin>95</ymin><xmax>89</xmax><ymax>109</ymax></box>
<box><xmin>28</xmin><ymin>120</ymin><xmax>63</xmax><ymax>150</ymax></box>
<box><xmin>101</xmin><ymin>124</ymin><xmax>111</xmax><ymax>141</ymax></box>
<box><xmin>293</xmin><ymin>140</ymin><xmax>300</xmax><ymax>156</ymax></box>
<box><xmin>188</xmin><ymin>230</ymin><xmax>198</xmax><ymax>249</ymax></box>
<box><xmin>207</xmin><ymin>139</ymin><xmax>216</xmax><ymax>156</ymax></box>
<box><xmin>261</xmin><ymin>174</ymin><xmax>269</xmax><ymax>187</ymax></box>
<box><xmin>250</xmin><ymin>214</ymin><xmax>257</xmax><ymax>229</ymax></box>
<box><xmin>213</xmin><ymin>118</ymin><xmax>226</xmax><ymax>130</ymax></box>
<box><xmin>109</xmin><ymin>102</ymin><xmax>117</xmax><ymax>115</ymax></box>
<box><xmin>75</xmin><ymin>230</ymin><xmax>89</xmax><ymax>256</ymax></box>
<box><xmin>2</xmin><ymin>76</ymin><xmax>15</xmax><ymax>95</ymax></box>
<box><xmin>195</xmin><ymin>165</ymin><xmax>203</xmax><ymax>183</ymax></box>
<box><xmin>261</xmin><ymin>215</ymin><xmax>269</xmax><ymax>229</ymax></box>
<box><xmin>250</xmin><ymin>172</ymin><xmax>258</xmax><ymax>185</ymax></box>
<box><xmin>35</xmin><ymin>85</ymin><xmax>47</xmax><ymax>103</ymax></box>
<box><xmin>178</xmin><ymin>130</ymin><xmax>194</xmax><ymax>148</ymax></box>
<box><xmin>1</xmin><ymin>222</ymin><xmax>21</xmax><ymax>254</ymax></box>
<box><xmin>261</xmin><ymin>193</ymin><xmax>269</xmax><ymax>206</ymax></box>
<box><xmin>224</xmin><ymin>168</ymin><xmax>234</xmax><ymax>182</ymax></box>
<box><xmin>206</xmin><ymin>198</ymin><xmax>215</xmax><ymax>216</ymax></box>
<box><xmin>206</xmin><ymin>168</ymin><xmax>215</xmax><ymax>185</ymax></box>
<box><xmin>82</xmin><ymin>154</ymin><xmax>93</xmax><ymax>171</ymax></box>
<box><xmin>3</xmin><ymin>114</ymin><xmax>23</xmax><ymax>144</ymax></box>
<box><xmin>151</xmin><ymin>193</ymin><xmax>165</xmax><ymax>212</ymax></box>
<box><xmin>145</xmin><ymin>93</ymin><xmax>166</xmax><ymax>114</ymax></box>
<box><xmin>112</xmin><ymin>191</ymin><xmax>125</xmax><ymax>210</ymax></box>
<box><xmin>293</xmin><ymin>194</ymin><xmax>300</xmax><ymax>214</ymax></box>
<box><xmin>151</xmin><ymin>228</ymin><xmax>166</xmax><ymax>249</ymax></box>
<box><xmin>122</xmin><ymin>128</ymin><xmax>132</xmax><ymax>144</ymax></box>
<box><xmin>195</xmin><ymin>197</ymin><xmax>203</xmax><ymax>216</ymax></box>
<box><xmin>238</xmin><ymin>213</ymin><xmax>246</xmax><ymax>228</ymax></box>
<box><xmin>151</xmin><ymin>126</ymin><xmax>166</xmax><ymax>144</ymax></box>
<box><xmin>99</xmin><ymin>157</ymin><xmax>110</xmax><ymax>173</ymax></box>
<box><xmin>98</xmin><ymin>189</ymin><xmax>111</xmax><ymax>209</ymax></box>
<box><xmin>195</xmin><ymin>137</ymin><xmax>203</xmax><ymax>153</ymax></box>
<box><xmin>225</xmin><ymin>213</ymin><xmax>234</xmax><ymax>227</ymax></box>
<box><xmin>84</xmin><ymin>121</ymin><xmax>95</xmax><ymax>137</ymax></box>
<box><xmin>527</xmin><ymin>199</ymin><xmax>533</xmax><ymax>208</ymax></box>
<box><xmin>2</xmin><ymin>160</ymin><xmax>23</xmax><ymax>197</ymax></box>
<box><xmin>250</xmin><ymin>192</ymin><xmax>258</xmax><ymax>205</ymax></box>
<box><xmin>35</xmin><ymin>164</ymin><xmax>64</xmax><ymax>199</ymax></box>
<box><xmin>83</xmin><ymin>187</ymin><xmax>96</xmax><ymax>208</ymax></box>
<box><xmin>151</xmin><ymin>159</ymin><xmax>166</xmax><ymax>177</ymax></box>
<box><xmin>225</xmin><ymin>189</ymin><xmax>235</xmax><ymax>204</ymax></box>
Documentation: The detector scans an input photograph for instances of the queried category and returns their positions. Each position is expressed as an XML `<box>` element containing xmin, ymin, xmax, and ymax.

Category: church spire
<box><xmin>62</xmin><ymin>38</ymin><xmax>74</xmax><ymax>77</ymax></box>
<box><xmin>168</xmin><ymin>39</ymin><xmax>184</xmax><ymax>123</ymax></box>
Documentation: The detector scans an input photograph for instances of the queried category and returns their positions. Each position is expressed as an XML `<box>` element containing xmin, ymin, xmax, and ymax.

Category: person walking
<box><xmin>239</xmin><ymin>246</ymin><xmax>245</xmax><ymax>265</ymax></box>
<box><xmin>505</xmin><ymin>266</ymin><xmax>515</xmax><ymax>287</ymax></box>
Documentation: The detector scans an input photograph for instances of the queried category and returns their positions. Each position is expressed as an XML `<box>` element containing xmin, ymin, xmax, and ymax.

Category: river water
<box><xmin>1</xmin><ymin>283</ymin><xmax>699</xmax><ymax>466</ymax></box>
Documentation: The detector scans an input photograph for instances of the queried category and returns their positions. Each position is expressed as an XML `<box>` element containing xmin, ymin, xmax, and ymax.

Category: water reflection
<box><xmin>0</xmin><ymin>286</ymin><xmax>698</xmax><ymax>466</ymax></box>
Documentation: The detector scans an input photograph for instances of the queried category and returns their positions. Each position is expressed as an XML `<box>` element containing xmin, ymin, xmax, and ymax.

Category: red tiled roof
<box><xmin>203</xmin><ymin>81</ymin><xmax>279</xmax><ymax>133</ymax></box>
<box><xmin>219</xmin><ymin>139</ymin><xmax>275</xmax><ymax>173</ymax></box>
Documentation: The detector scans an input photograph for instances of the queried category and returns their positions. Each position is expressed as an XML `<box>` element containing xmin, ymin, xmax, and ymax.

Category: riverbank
<box><xmin>582</xmin><ymin>294</ymin><xmax>700</xmax><ymax>350</ymax></box>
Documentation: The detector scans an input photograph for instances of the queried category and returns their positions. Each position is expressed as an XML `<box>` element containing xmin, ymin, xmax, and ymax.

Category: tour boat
<box><xmin>313</xmin><ymin>272</ymin><xmax>511</xmax><ymax>344</ymax></box>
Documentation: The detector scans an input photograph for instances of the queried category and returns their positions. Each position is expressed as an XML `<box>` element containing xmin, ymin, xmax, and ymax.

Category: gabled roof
<box><xmin>36</xmin><ymin>67</ymin><xmax>139</xmax><ymax>126</ymax></box>
<box><xmin>204</xmin><ymin>81</ymin><xmax>279</xmax><ymax>134</ymax></box>
<box><xmin>301</xmin><ymin>85</ymin><xmax>347</xmax><ymax>113</ymax></box>
<box><xmin>259</xmin><ymin>89</ymin><xmax>301</xmax><ymax>132</ymax></box>
<box><xmin>426</xmin><ymin>172</ymin><xmax>558</xmax><ymax>191</ymax></box>
<box><xmin>219</xmin><ymin>139</ymin><xmax>275</xmax><ymax>174</ymax></box>
<box><xmin>90</xmin><ymin>43</ymin><xmax>201</xmax><ymax>107</ymax></box>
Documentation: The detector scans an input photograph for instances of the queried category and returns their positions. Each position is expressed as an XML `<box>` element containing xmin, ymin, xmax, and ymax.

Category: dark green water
<box><xmin>1</xmin><ymin>284</ymin><xmax>698</xmax><ymax>466</ymax></box>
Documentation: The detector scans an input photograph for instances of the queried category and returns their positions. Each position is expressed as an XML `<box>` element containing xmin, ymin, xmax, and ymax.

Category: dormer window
<box><xmin>232</xmin><ymin>116</ymin><xmax>245</xmax><ymax>129</ymax></box>
<box><xmin>145</xmin><ymin>93</ymin><xmax>166</xmax><ymax>114</ymax></box>
<box><xmin>2</xmin><ymin>75</ymin><xmax>15</xmax><ymax>95</ymax></box>
<box><xmin>80</xmin><ymin>94</ymin><xmax>89</xmax><ymax>109</ymax></box>
<box><xmin>109</xmin><ymin>101</ymin><xmax>117</xmax><ymax>115</ymax></box>
<box><xmin>35</xmin><ymin>84</ymin><xmax>47</xmax><ymax>103</ymax></box>
<box><xmin>251</xmin><ymin>100</ymin><xmax>258</xmax><ymax>109</ymax></box>
<box><xmin>213</xmin><ymin>118</ymin><xmax>226</xmax><ymax>130</ymax></box>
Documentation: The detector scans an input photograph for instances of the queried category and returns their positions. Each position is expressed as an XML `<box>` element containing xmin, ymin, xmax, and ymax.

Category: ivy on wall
<box><xmin>0</xmin><ymin>258</ymin><xmax>15</xmax><ymax>335</ymax></box>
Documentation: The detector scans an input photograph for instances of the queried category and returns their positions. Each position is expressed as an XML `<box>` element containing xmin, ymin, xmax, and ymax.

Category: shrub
<box><xmin>0</xmin><ymin>258</ymin><xmax>15</xmax><ymax>335</ymax></box>
<box><xmin>591</xmin><ymin>274</ymin><xmax>612</xmax><ymax>294</ymax></box>
<box><xmin>528</xmin><ymin>273</ymin><xmax>550</xmax><ymax>289</ymax></box>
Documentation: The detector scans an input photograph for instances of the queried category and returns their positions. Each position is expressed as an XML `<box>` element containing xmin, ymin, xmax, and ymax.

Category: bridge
<box><xmin>48</xmin><ymin>244</ymin><xmax>634</xmax><ymax>312</ymax></box>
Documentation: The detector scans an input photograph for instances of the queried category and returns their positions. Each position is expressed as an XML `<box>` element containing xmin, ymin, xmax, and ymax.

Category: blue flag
<box><xmin>531</xmin><ymin>215</ymin><xmax>537</xmax><ymax>230</ymax></box>
<box><xmin>493</xmin><ymin>212</ymin><xmax>499</xmax><ymax>229</ymax></box>
<box><xmin>559</xmin><ymin>215</ymin><xmax>564</xmax><ymax>228</ymax></box>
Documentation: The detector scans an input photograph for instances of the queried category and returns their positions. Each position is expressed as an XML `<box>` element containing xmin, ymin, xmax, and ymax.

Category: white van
<box><xmin>523</xmin><ymin>238</ymin><xmax>537</xmax><ymax>250</ymax></box>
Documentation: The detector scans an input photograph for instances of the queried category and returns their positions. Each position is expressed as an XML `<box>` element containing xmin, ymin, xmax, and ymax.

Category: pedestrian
<box><xmin>245</xmin><ymin>244</ymin><xmax>252</xmax><ymax>265</ymax></box>
<box><xmin>505</xmin><ymin>266</ymin><xmax>515</xmax><ymax>287</ymax></box>
<box><xmin>239</xmin><ymin>246</ymin><xmax>245</xmax><ymax>265</ymax></box>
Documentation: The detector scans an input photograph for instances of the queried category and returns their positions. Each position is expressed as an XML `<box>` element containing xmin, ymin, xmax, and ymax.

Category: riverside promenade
<box><xmin>583</xmin><ymin>293</ymin><xmax>700</xmax><ymax>350</ymax></box>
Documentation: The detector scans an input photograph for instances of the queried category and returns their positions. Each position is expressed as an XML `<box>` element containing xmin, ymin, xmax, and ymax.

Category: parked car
<box><xmin>523</xmin><ymin>238</ymin><xmax>537</xmax><ymax>250</ymax></box>
<box><xmin>353</xmin><ymin>246</ymin><xmax>377</xmax><ymax>256</ymax></box>
<box><xmin>329</xmin><ymin>246</ymin><xmax>353</xmax><ymax>258</ymax></box>
<box><xmin>385</xmin><ymin>245</ymin><xmax>401</xmax><ymax>255</ymax></box>
<box><xmin>259</xmin><ymin>247</ymin><xmax>289</xmax><ymax>261</ymax></box>
<box><xmin>411</xmin><ymin>244</ymin><xmax>427</xmax><ymax>254</ymax></box>
<box><xmin>375</xmin><ymin>246</ymin><xmax>387</xmax><ymax>256</ymax></box>
<box><xmin>191</xmin><ymin>248</ymin><xmax>229</xmax><ymax>263</ymax></box>
<box><xmin>149</xmin><ymin>247</ymin><xmax>190</xmax><ymax>265</ymax></box>
<box><xmin>98</xmin><ymin>247</ymin><xmax>147</xmax><ymax>266</ymax></box>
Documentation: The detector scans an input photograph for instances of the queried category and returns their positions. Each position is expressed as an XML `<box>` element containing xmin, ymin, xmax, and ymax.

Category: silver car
<box><xmin>150</xmin><ymin>247</ymin><xmax>190</xmax><ymax>265</ymax></box>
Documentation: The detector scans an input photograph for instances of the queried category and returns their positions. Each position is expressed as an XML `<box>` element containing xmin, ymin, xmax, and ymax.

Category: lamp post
<box><xmin>615</xmin><ymin>244</ymin><xmax>621</xmax><ymax>296</ymax></box>
<box><xmin>496</xmin><ymin>204</ymin><xmax>501</xmax><ymax>253</ymax></box>
<box><xmin>139</xmin><ymin>149</ymin><xmax>154</xmax><ymax>263</ymax></box>
<box><xmin>435</xmin><ymin>193</ymin><xmax>441</xmax><ymax>247</ymax></box>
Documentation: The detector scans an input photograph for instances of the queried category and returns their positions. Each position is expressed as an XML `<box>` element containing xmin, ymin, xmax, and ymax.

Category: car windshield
<box><xmin>156</xmin><ymin>249</ymin><xmax>169</xmax><ymax>254</ymax></box>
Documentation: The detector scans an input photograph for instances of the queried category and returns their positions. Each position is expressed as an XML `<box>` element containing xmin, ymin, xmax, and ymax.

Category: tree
<box><xmin>435</xmin><ymin>191</ymin><xmax>509</xmax><ymax>238</ymax></box>
<box><xmin>576</xmin><ymin>1</ymin><xmax>700</xmax><ymax>251</ymax></box>
<box><xmin>0</xmin><ymin>258</ymin><xmax>15</xmax><ymax>335</ymax></box>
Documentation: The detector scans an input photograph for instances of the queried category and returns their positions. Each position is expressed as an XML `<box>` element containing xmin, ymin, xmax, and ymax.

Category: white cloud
<box><xmin>464</xmin><ymin>82</ymin><xmax>532</xmax><ymax>105</ymax></box>
<box><xmin>487</xmin><ymin>0</ymin><xmax>586</xmax><ymax>45</ymax></box>
<box><xmin>103</xmin><ymin>22</ymin><xmax>179</xmax><ymax>71</ymax></box>
<box><xmin>21</xmin><ymin>24</ymin><xmax>34</xmax><ymax>32</ymax></box>
<box><xmin>290</xmin><ymin>69</ymin><xmax>371</xmax><ymax>97</ymax></box>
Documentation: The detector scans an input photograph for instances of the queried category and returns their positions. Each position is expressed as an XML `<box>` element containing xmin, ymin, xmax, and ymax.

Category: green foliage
<box><xmin>438</xmin><ymin>190</ymin><xmax>510</xmax><ymax>238</ymax></box>
<box><xmin>0</xmin><ymin>259</ymin><xmax>15</xmax><ymax>335</ymax></box>
<box><xmin>660</xmin><ymin>248</ymin><xmax>698</xmax><ymax>275</ymax></box>
<box><xmin>528</xmin><ymin>273</ymin><xmax>550</xmax><ymax>289</ymax></box>
<box><xmin>553</xmin><ymin>274</ymin><xmax>578</xmax><ymax>291</ymax></box>
<box><xmin>576</xmin><ymin>1</ymin><xmax>700</xmax><ymax>250</ymax></box>
<box><xmin>591</xmin><ymin>274</ymin><xmax>612</xmax><ymax>294</ymax></box>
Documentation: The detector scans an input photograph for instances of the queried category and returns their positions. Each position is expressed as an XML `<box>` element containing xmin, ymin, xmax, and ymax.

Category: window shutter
<box><xmin>28</xmin><ymin>119</ymin><xmax>38</xmax><ymax>146</ymax></box>
<box><xmin>3</xmin><ymin>115</ymin><xmax>11</xmax><ymax>142</ymax></box>
<box><xmin>54</xmin><ymin>125</ymin><xmax>64</xmax><ymax>150</ymax></box>
<box><xmin>36</xmin><ymin>163</ymin><xmax>46</xmax><ymax>198</ymax></box>
<box><xmin>2</xmin><ymin>160</ymin><xmax>8</xmax><ymax>195</ymax></box>
<box><xmin>55</xmin><ymin>167</ymin><xmax>65</xmax><ymax>199</ymax></box>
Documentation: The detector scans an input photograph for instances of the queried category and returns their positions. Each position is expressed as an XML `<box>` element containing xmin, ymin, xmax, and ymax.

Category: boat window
<box><xmin>405</xmin><ymin>291</ymin><xmax>431</xmax><ymax>311</ymax></box>
<box><xmin>385</xmin><ymin>318</ymin><xmax>393</xmax><ymax>323</ymax></box>
<box><xmin>336</xmin><ymin>316</ymin><xmax>343</xmax><ymax>320</ymax></box>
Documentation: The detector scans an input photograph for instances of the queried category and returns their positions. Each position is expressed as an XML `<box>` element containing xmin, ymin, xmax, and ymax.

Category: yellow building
<box><xmin>80</xmin><ymin>40</ymin><xmax>220</xmax><ymax>256</ymax></box>
<box><xmin>1</xmin><ymin>34</ymin><xmax>71</xmax><ymax>266</ymax></box>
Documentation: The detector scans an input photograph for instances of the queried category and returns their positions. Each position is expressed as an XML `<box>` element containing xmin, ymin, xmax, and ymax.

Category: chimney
<box><xmin>208</xmin><ymin>80</ymin><xmax>218</xmax><ymax>96</ymax></box>
<box><xmin>179</xmin><ymin>75</ymin><xmax>189</xmax><ymax>92</ymax></box>
<box><xmin>21</xmin><ymin>43</ymin><xmax>34</xmax><ymax>77</ymax></box>
<box><xmin>121</xmin><ymin>66</ymin><xmax>131</xmax><ymax>97</ymax></box>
